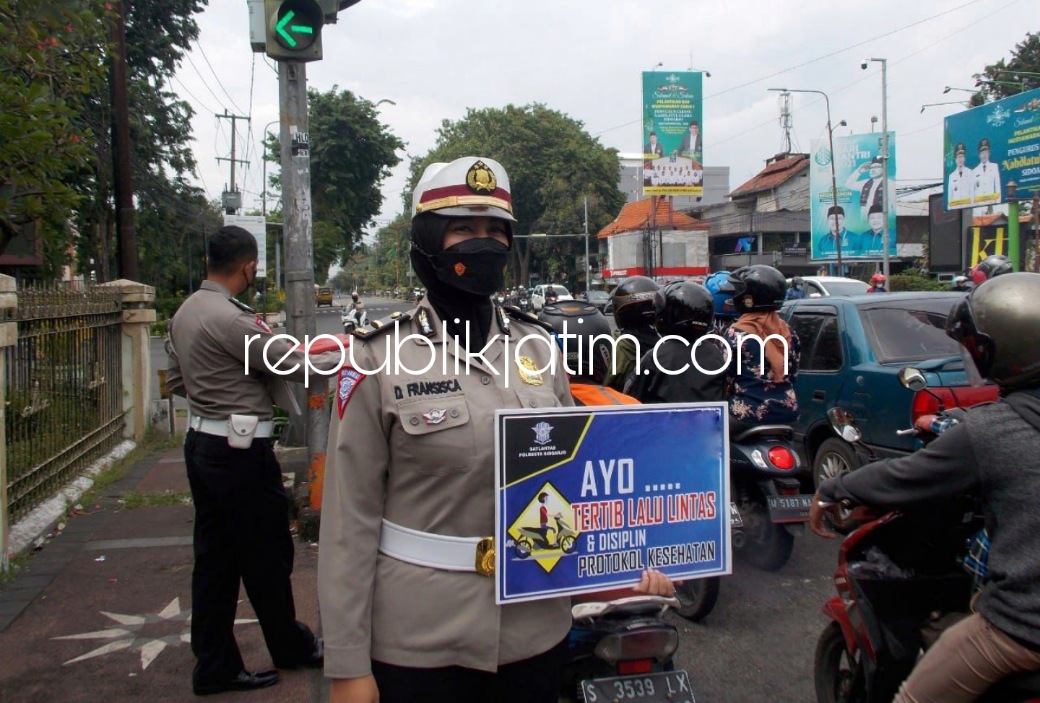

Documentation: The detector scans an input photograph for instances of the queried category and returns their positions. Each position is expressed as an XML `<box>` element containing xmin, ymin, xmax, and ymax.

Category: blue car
<box><xmin>779</xmin><ymin>292</ymin><xmax>998</xmax><ymax>489</ymax></box>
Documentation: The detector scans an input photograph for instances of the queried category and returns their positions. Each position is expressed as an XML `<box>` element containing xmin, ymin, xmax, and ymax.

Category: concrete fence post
<box><xmin>0</xmin><ymin>275</ymin><xmax>18</xmax><ymax>571</ymax></box>
<box><xmin>99</xmin><ymin>279</ymin><xmax>156</xmax><ymax>442</ymax></box>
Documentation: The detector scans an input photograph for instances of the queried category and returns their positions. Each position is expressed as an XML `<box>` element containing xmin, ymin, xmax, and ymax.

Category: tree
<box><xmin>971</xmin><ymin>32</ymin><xmax>1040</xmax><ymax>105</ymax></box>
<box><xmin>70</xmin><ymin>0</ymin><xmax>206</xmax><ymax>285</ymax></box>
<box><xmin>406</xmin><ymin>104</ymin><xmax>625</xmax><ymax>289</ymax></box>
<box><xmin>0</xmin><ymin>0</ymin><xmax>110</xmax><ymax>258</ymax></box>
<box><xmin>308</xmin><ymin>87</ymin><xmax>404</xmax><ymax>252</ymax></box>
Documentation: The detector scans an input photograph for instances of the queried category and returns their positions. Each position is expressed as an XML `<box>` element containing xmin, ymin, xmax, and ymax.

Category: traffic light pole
<box><xmin>278</xmin><ymin>60</ymin><xmax>328</xmax><ymax>507</ymax></box>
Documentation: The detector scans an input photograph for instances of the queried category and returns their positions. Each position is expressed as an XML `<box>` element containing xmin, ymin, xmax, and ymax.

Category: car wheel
<box><xmin>813</xmin><ymin>438</ymin><xmax>860</xmax><ymax>490</ymax></box>
<box><xmin>813</xmin><ymin>438</ymin><xmax>862</xmax><ymax>534</ymax></box>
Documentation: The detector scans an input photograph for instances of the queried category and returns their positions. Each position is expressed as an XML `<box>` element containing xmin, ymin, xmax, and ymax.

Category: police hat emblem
<box><xmin>955</xmin><ymin>142</ymin><xmax>966</xmax><ymax>156</ymax></box>
<box><xmin>466</xmin><ymin>160</ymin><xmax>497</xmax><ymax>194</ymax></box>
<box><xmin>978</xmin><ymin>137</ymin><xmax>991</xmax><ymax>152</ymax></box>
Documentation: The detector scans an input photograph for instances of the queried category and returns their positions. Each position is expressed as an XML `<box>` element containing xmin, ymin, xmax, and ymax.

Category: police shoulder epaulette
<box><xmin>228</xmin><ymin>297</ymin><xmax>255</xmax><ymax>314</ymax></box>
<box><xmin>352</xmin><ymin>310</ymin><xmax>413</xmax><ymax>340</ymax></box>
<box><xmin>502</xmin><ymin>305</ymin><xmax>554</xmax><ymax>334</ymax></box>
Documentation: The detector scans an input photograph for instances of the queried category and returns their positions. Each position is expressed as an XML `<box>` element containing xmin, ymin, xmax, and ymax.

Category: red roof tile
<box><xmin>729</xmin><ymin>154</ymin><xmax>809</xmax><ymax>199</ymax></box>
<box><xmin>597</xmin><ymin>198</ymin><xmax>708</xmax><ymax>239</ymax></box>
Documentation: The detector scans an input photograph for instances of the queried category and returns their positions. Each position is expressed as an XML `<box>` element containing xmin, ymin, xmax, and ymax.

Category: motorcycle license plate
<box><xmin>766</xmin><ymin>494</ymin><xmax>814</xmax><ymax>523</ymax></box>
<box><xmin>580</xmin><ymin>671</ymin><xmax>695</xmax><ymax>703</ymax></box>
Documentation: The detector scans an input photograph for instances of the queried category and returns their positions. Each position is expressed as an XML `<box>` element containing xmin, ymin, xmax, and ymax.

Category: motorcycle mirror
<box><xmin>898</xmin><ymin>367</ymin><xmax>928</xmax><ymax>392</ymax></box>
<box><xmin>827</xmin><ymin>407</ymin><xmax>862</xmax><ymax>444</ymax></box>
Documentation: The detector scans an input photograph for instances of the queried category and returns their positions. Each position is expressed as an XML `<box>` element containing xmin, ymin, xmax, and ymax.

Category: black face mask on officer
<box><xmin>432</xmin><ymin>237</ymin><xmax>509</xmax><ymax>297</ymax></box>
<box><xmin>240</xmin><ymin>259</ymin><xmax>258</xmax><ymax>297</ymax></box>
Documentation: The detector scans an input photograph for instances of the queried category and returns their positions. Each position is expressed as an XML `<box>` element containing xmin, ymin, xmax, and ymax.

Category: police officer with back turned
<box><xmin>166</xmin><ymin>225</ymin><xmax>339</xmax><ymax>696</ymax></box>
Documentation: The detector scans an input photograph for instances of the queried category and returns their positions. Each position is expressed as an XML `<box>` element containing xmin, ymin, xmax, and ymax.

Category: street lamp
<box><xmin>374</xmin><ymin>98</ymin><xmax>396</xmax><ymax>108</ymax></box>
<box><xmin>943</xmin><ymin>86</ymin><xmax>976</xmax><ymax>94</ymax></box>
<box><xmin>862</xmin><ymin>57</ymin><xmax>890</xmax><ymax>281</ymax></box>
<box><xmin>769</xmin><ymin>87</ymin><xmax>843</xmax><ymax>272</ymax></box>
<box><xmin>687</xmin><ymin>65</ymin><xmax>712</xmax><ymax>77</ymax></box>
<box><xmin>649</xmin><ymin>61</ymin><xmax>663</xmax><ymax>71</ymax></box>
<box><xmin>921</xmin><ymin>101</ymin><xmax>967</xmax><ymax>113</ymax></box>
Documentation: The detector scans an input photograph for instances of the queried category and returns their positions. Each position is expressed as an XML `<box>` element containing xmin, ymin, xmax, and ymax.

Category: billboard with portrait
<box><xmin>943</xmin><ymin>87</ymin><xmax>1040</xmax><ymax>210</ymax></box>
<box><xmin>809</xmin><ymin>132</ymin><xmax>897</xmax><ymax>261</ymax></box>
<box><xmin>641</xmin><ymin>71</ymin><xmax>704</xmax><ymax>197</ymax></box>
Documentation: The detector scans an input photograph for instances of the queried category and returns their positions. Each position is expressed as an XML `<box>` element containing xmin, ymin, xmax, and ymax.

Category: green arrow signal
<box><xmin>276</xmin><ymin>9</ymin><xmax>314</xmax><ymax>48</ymax></box>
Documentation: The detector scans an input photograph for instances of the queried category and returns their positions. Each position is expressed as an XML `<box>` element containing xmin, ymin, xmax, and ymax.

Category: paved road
<box><xmin>148</xmin><ymin>296</ymin><xmax>837</xmax><ymax>701</ymax></box>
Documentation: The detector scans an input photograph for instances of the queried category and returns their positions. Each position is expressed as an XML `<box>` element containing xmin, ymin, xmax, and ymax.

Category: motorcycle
<box><xmin>563</xmin><ymin>595</ymin><xmax>694</xmax><ymax>703</ymax></box>
<box><xmin>514</xmin><ymin>514</ymin><xmax>579</xmax><ymax>557</ymax></box>
<box><xmin>341</xmin><ymin>306</ymin><xmax>368</xmax><ymax>333</ymax></box>
<box><xmin>671</xmin><ymin>504</ymin><xmax>744</xmax><ymax>623</ymax></box>
<box><xmin>729</xmin><ymin>424</ymin><xmax>811</xmax><ymax>571</ymax></box>
<box><xmin>812</xmin><ymin>370</ymin><xmax>1040</xmax><ymax>703</ymax></box>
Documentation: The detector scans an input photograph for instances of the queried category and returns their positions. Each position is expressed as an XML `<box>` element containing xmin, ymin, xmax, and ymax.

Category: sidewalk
<box><xmin>0</xmin><ymin>441</ymin><xmax>327</xmax><ymax>702</ymax></box>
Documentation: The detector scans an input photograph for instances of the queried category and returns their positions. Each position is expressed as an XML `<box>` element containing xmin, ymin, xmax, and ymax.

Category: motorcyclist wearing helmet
<box><xmin>604</xmin><ymin>276</ymin><xmax>661</xmax><ymax>391</ymax></box>
<box><xmin>972</xmin><ymin>254</ymin><xmax>1012</xmax><ymax>286</ymax></box>
<box><xmin>784</xmin><ymin>276</ymin><xmax>807</xmax><ymax>301</ymax></box>
<box><xmin>718</xmin><ymin>265</ymin><xmax>800</xmax><ymax>431</ymax></box>
<box><xmin>811</xmin><ymin>272</ymin><xmax>1040</xmax><ymax>702</ymax></box>
<box><xmin>349</xmin><ymin>290</ymin><xmax>365</xmax><ymax>313</ymax></box>
<box><xmin>951</xmin><ymin>275</ymin><xmax>975</xmax><ymax>292</ymax></box>
<box><xmin>626</xmin><ymin>282</ymin><xmax>728</xmax><ymax>405</ymax></box>
<box><xmin>539</xmin><ymin>301</ymin><xmax>639</xmax><ymax>406</ymax></box>
<box><xmin>867</xmin><ymin>272</ymin><xmax>887</xmax><ymax>294</ymax></box>
<box><xmin>704</xmin><ymin>271</ymin><xmax>739</xmax><ymax>334</ymax></box>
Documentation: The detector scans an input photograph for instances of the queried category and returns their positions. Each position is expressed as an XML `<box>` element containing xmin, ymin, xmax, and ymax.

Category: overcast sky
<box><xmin>174</xmin><ymin>0</ymin><xmax>1035</xmax><ymax>234</ymax></box>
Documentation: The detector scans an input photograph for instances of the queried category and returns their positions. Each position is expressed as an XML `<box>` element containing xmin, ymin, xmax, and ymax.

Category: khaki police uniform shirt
<box><xmin>318</xmin><ymin>304</ymin><xmax>574</xmax><ymax>678</ymax></box>
<box><xmin>166</xmin><ymin>280</ymin><xmax>341</xmax><ymax>417</ymax></box>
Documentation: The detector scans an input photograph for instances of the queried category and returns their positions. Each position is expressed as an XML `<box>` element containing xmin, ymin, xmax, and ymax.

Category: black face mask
<box><xmin>432</xmin><ymin>238</ymin><xmax>509</xmax><ymax>297</ymax></box>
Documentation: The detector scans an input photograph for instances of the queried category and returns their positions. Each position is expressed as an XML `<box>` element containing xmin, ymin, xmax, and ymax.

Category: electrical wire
<box><xmin>172</xmin><ymin>75</ymin><xmax>219</xmax><ymax>116</ymax></box>
<box><xmin>184</xmin><ymin>52</ymin><xmax>231</xmax><ymax>114</ymax></box>
<box><xmin>593</xmin><ymin>0</ymin><xmax>987</xmax><ymax>138</ymax></box>
<box><xmin>195</xmin><ymin>40</ymin><xmax>246</xmax><ymax>115</ymax></box>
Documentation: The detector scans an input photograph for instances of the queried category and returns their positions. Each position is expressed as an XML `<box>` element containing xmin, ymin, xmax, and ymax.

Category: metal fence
<box><xmin>4</xmin><ymin>283</ymin><xmax>125</xmax><ymax>522</ymax></box>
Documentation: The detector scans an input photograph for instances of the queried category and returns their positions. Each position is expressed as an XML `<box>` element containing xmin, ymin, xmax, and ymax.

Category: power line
<box><xmin>172</xmin><ymin>75</ymin><xmax>219</xmax><ymax>116</ymax></box>
<box><xmin>184</xmin><ymin>52</ymin><xmax>231</xmax><ymax>113</ymax></box>
<box><xmin>195</xmin><ymin>40</ymin><xmax>246</xmax><ymax>115</ymax></box>
<box><xmin>593</xmin><ymin>0</ymin><xmax>986</xmax><ymax>138</ymax></box>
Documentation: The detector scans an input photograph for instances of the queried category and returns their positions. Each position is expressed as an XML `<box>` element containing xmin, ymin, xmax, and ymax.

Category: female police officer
<box><xmin>319</xmin><ymin>157</ymin><xmax>673</xmax><ymax>703</ymax></box>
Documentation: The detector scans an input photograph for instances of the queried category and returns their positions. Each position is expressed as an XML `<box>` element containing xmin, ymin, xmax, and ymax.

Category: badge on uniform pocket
<box><xmin>516</xmin><ymin>356</ymin><xmax>543</xmax><ymax>386</ymax></box>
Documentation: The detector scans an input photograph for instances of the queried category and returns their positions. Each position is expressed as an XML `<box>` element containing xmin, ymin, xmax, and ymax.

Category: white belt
<box><xmin>378</xmin><ymin>519</ymin><xmax>495</xmax><ymax>576</ymax></box>
<box><xmin>189</xmin><ymin>416</ymin><xmax>274</xmax><ymax>438</ymax></box>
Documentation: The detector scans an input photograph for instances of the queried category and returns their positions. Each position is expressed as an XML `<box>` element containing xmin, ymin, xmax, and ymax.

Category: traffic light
<box><xmin>264</xmin><ymin>0</ymin><xmax>324</xmax><ymax>62</ymax></box>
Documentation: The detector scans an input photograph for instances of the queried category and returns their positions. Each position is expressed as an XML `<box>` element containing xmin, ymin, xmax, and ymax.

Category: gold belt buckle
<box><xmin>475</xmin><ymin>537</ymin><xmax>495</xmax><ymax>577</ymax></box>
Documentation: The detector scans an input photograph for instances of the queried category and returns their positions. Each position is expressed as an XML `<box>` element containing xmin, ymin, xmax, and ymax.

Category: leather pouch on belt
<box><xmin>227</xmin><ymin>414</ymin><xmax>259</xmax><ymax>449</ymax></box>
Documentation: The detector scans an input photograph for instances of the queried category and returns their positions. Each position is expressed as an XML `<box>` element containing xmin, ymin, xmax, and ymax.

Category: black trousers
<box><xmin>184</xmin><ymin>429</ymin><xmax>315</xmax><ymax>682</ymax></box>
<box><xmin>371</xmin><ymin>638</ymin><xmax>569</xmax><ymax>703</ymax></box>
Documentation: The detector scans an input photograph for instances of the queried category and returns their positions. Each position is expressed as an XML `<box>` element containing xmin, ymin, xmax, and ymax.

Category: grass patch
<box><xmin>75</xmin><ymin>430</ymin><xmax>182</xmax><ymax>509</ymax></box>
<box><xmin>0</xmin><ymin>551</ymin><xmax>32</xmax><ymax>587</ymax></box>
<box><xmin>119</xmin><ymin>489</ymin><xmax>193</xmax><ymax>509</ymax></box>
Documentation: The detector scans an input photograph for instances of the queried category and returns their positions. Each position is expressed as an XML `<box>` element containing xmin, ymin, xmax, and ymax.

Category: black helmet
<box><xmin>653</xmin><ymin>282</ymin><xmax>715</xmax><ymax>341</ymax></box>
<box><xmin>612</xmin><ymin>276</ymin><xmax>660</xmax><ymax>329</ymax></box>
<box><xmin>971</xmin><ymin>254</ymin><xmax>1012</xmax><ymax>285</ymax></box>
<box><xmin>539</xmin><ymin>301</ymin><xmax>614</xmax><ymax>384</ymax></box>
<box><xmin>946</xmin><ymin>272</ymin><xmax>1040</xmax><ymax>391</ymax></box>
<box><xmin>719</xmin><ymin>265</ymin><xmax>787</xmax><ymax>313</ymax></box>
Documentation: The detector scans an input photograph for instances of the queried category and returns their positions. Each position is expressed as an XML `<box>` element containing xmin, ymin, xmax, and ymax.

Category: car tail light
<box><xmin>911</xmin><ymin>384</ymin><xmax>999</xmax><ymax>426</ymax></box>
<box><xmin>617</xmin><ymin>659</ymin><xmax>655</xmax><ymax>675</ymax></box>
<box><xmin>593</xmin><ymin>628</ymin><xmax>679</xmax><ymax>664</ymax></box>
<box><xmin>767</xmin><ymin>446</ymin><xmax>796</xmax><ymax>470</ymax></box>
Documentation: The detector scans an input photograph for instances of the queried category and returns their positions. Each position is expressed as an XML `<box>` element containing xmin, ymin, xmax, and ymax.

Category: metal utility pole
<box><xmin>109</xmin><ymin>0</ymin><xmax>137</xmax><ymax>281</ymax></box>
<box><xmin>216</xmin><ymin>110</ymin><xmax>251</xmax><ymax>215</ymax></box>
<box><xmin>583</xmin><ymin>196</ymin><xmax>590</xmax><ymax>291</ymax></box>
<box><xmin>278</xmin><ymin>60</ymin><xmax>325</xmax><ymax>499</ymax></box>
<box><xmin>869</xmin><ymin>58</ymin><xmax>892</xmax><ymax>281</ymax></box>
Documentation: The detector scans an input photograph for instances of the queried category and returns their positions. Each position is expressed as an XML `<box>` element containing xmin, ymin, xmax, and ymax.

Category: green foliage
<box><xmin>0</xmin><ymin>0</ymin><xmax>111</xmax><ymax>253</ymax></box>
<box><xmin>888</xmin><ymin>272</ymin><xmax>947</xmax><ymax>292</ymax></box>
<box><xmin>973</xmin><ymin>32</ymin><xmax>1040</xmax><ymax>104</ymax></box>
<box><xmin>407</xmin><ymin>104</ymin><xmax>626</xmax><ymax>289</ymax></box>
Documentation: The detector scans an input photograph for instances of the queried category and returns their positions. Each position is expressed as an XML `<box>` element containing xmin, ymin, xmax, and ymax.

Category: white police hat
<box><xmin>411</xmin><ymin>156</ymin><xmax>516</xmax><ymax>222</ymax></box>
